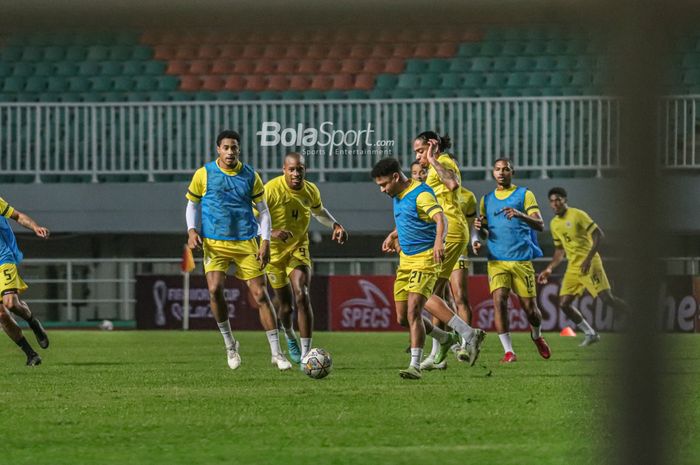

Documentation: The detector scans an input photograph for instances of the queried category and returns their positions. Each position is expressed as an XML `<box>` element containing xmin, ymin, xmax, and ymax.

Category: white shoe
<box><xmin>227</xmin><ymin>341</ymin><xmax>241</xmax><ymax>370</ymax></box>
<box><xmin>579</xmin><ymin>333</ymin><xmax>601</xmax><ymax>347</ymax></box>
<box><xmin>420</xmin><ymin>356</ymin><xmax>447</xmax><ymax>371</ymax></box>
<box><xmin>271</xmin><ymin>353</ymin><xmax>292</xmax><ymax>371</ymax></box>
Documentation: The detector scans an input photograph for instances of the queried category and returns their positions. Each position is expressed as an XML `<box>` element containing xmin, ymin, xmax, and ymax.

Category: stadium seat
<box><xmin>86</xmin><ymin>46</ymin><xmax>111</xmax><ymax>61</ymax></box>
<box><xmin>354</xmin><ymin>74</ymin><xmax>375</xmax><ymax>90</ymax></box>
<box><xmin>289</xmin><ymin>76</ymin><xmax>311</xmax><ymax>90</ymax></box>
<box><xmin>233</xmin><ymin>60</ymin><xmax>255</xmax><ymax>74</ymax></box>
<box><xmin>441</xmin><ymin>73</ymin><xmax>462</xmax><ymax>88</ymax></box>
<box><xmin>44</xmin><ymin>46</ymin><xmax>66</xmax><ymax>61</ymax></box>
<box><xmin>375</xmin><ymin>75</ymin><xmax>398</xmax><ymax>89</ymax></box>
<box><xmin>307</xmin><ymin>44</ymin><xmax>330</xmax><ymax>59</ymax></box>
<box><xmin>254</xmin><ymin>60</ymin><xmax>276</xmax><ymax>74</ymax></box>
<box><xmin>21</xmin><ymin>46</ymin><xmax>43</xmax><ymax>61</ymax></box>
<box><xmin>275</xmin><ymin>60</ymin><xmax>298</xmax><ymax>74</ymax></box>
<box><xmin>12</xmin><ymin>62</ymin><xmax>34</xmax><ymax>76</ymax></box>
<box><xmin>47</xmin><ymin>77</ymin><xmax>69</xmax><ymax>92</ymax></box>
<box><xmin>134</xmin><ymin>76</ymin><xmax>159</xmax><ymax>92</ymax></box>
<box><xmin>67</xmin><ymin>77</ymin><xmax>91</xmax><ymax>92</ymax></box>
<box><xmin>34</xmin><ymin>62</ymin><xmax>55</xmax><ymax>76</ymax></box>
<box><xmin>310</xmin><ymin>75</ymin><xmax>333</xmax><ymax>90</ymax></box>
<box><xmin>245</xmin><ymin>75</ymin><xmax>267</xmax><ymax>91</ymax></box>
<box><xmin>25</xmin><ymin>76</ymin><xmax>47</xmax><ymax>93</ymax></box>
<box><xmin>100</xmin><ymin>62</ymin><xmax>123</xmax><ymax>76</ymax></box>
<box><xmin>122</xmin><ymin>61</ymin><xmax>145</xmax><ymax>75</ymax></box>
<box><xmin>405</xmin><ymin>61</ymin><xmax>429</xmax><ymax>73</ymax></box>
<box><xmin>427</xmin><ymin>59</ymin><xmax>450</xmax><ymax>73</ymax></box>
<box><xmin>156</xmin><ymin>76</ymin><xmax>180</xmax><ymax>91</ymax></box>
<box><xmin>109</xmin><ymin>46</ymin><xmax>132</xmax><ymax>61</ymax></box>
<box><xmin>319</xmin><ymin>60</ymin><xmax>342</xmax><ymax>74</ymax></box>
<box><xmin>90</xmin><ymin>77</ymin><xmax>112</xmax><ymax>92</ymax></box>
<box><xmin>3</xmin><ymin>76</ymin><xmax>25</xmax><ymax>92</ymax></box>
<box><xmin>188</xmin><ymin>60</ymin><xmax>212</xmax><ymax>75</ymax></box>
<box><xmin>201</xmin><ymin>76</ymin><xmax>224</xmax><ymax>91</ymax></box>
<box><xmin>77</xmin><ymin>62</ymin><xmax>100</xmax><ymax>76</ymax></box>
<box><xmin>211</xmin><ymin>62</ymin><xmax>234</xmax><ymax>75</ymax></box>
<box><xmin>112</xmin><ymin>76</ymin><xmax>135</xmax><ymax>92</ymax></box>
<box><xmin>223</xmin><ymin>76</ymin><xmax>246</xmax><ymax>91</ymax></box>
<box><xmin>332</xmin><ymin>75</ymin><xmax>354</xmax><ymax>89</ymax></box>
<box><xmin>300</xmin><ymin>90</ymin><xmax>325</xmax><ymax>100</ymax></box>
<box><xmin>0</xmin><ymin>62</ymin><xmax>11</xmax><ymax>77</ymax></box>
<box><xmin>493</xmin><ymin>57</ymin><xmax>516</xmax><ymax>72</ymax></box>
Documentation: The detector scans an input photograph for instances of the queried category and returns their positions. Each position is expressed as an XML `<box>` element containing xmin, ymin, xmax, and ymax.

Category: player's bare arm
<box><xmin>581</xmin><ymin>226</ymin><xmax>604</xmax><ymax>274</ymax></box>
<box><xmin>271</xmin><ymin>229</ymin><xmax>294</xmax><ymax>242</ymax></box>
<box><xmin>255</xmin><ymin>198</ymin><xmax>272</xmax><ymax>269</ymax></box>
<box><xmin>500</xmin><ymin>207</ymin><xmax>544</xmax><ymax>231</ymax></box>
<box><xmin>432</xmin><ymin>211</ymin><xmax>447</xmax><ymax>263</ymax></box>
<box><xmin>425</xmin><ymin>139</ymin><xmax>459</xmax><ymax>191</ymax></box>
<box><xmin>312</xmin><ymin>206</ymin><xmax>348</xmax><ymax>244</ymax></box>
<box><xmin>381</xmin><ymin>228</ymin><xmax>399</xmax><ymax>253</ymax></box>
<box><xmin>11</xmin><ymin>210</ymin><xmax>49</xmax><ymax>238</ymax></box>
<box><xmin>537</xmin><ymin>246</ymin><xmax>566</xmax><ymax>284</ymax></box>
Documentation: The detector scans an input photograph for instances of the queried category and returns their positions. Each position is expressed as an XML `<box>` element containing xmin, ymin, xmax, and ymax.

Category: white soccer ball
<box><xmin>302</xmin><ymin>348</ymin><xmax>332</xmax><ymax>379</ymax></box>
<box><xmin>99</xmin><ymin>320</ymin><xmax>114</xmax><ymax>331</ymax></box>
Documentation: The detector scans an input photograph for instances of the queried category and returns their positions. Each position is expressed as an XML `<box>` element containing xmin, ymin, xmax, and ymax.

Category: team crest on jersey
<box><xmin>566</xmin><ymin>221</ymin><xmax>571</xmax><ymax>228</ymax></box>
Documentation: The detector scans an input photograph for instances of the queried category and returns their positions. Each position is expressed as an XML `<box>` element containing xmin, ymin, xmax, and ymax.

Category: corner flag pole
<box><xmin>181</xmin><ymin>245</ymin><xmax>195</xmax><ymax>331</ymax></box>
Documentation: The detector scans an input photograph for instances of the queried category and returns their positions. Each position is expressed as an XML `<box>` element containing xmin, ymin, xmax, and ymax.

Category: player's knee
<box><xmin>207</xmin><ymin>282</ymin><xmax>224</xmax><ymax>297</ymax></box>
<box><xmin>294</xmin><ymin>292</ymin><xmax>310</xmax><ymax>313</ymax></box>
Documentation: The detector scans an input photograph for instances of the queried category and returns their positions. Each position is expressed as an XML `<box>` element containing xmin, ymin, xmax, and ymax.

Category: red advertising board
<box><xmin>328</xmin><ymin>276</ymin><xmax>404</xmax><ymax>331</ymax></box>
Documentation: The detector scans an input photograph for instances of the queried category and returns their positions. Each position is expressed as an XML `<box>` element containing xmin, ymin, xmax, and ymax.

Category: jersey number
<box><xmin>562</xmin><ymin>232</ymin><xmax>572</xmax><ymax>243</ymax></box>
<box><xmin>299</xmin><ymin>247</ymin><xmax>306</xmax><ymax>257</ymax></box>
<box><xmin>524</xmin><ymin>275</ymin><xmax>534</xmax><ymax>291</ymax></box>
<box><xmin>408</xmin><ymin>271</ymin><xmax>423</xmax><ymax>284</ymax></box>
<box><xmin>3</xmin><ymin>269</ymin><xmax>12</xmax><ymax>283</ymax></box>
<box><xmin>291</xmin><ymin>209</ymin><xmax>299</xmax><ymax>220</ymax></box>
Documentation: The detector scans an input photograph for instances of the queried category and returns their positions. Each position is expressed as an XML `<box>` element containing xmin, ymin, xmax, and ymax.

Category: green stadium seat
<box><xmin>47</xmin><ymin>77</ymin><xmax>69</xmax><ymax>92</ymax></box>
<box><xmin>38</xmin><ymin>93</ymin><xmax>61</xmax><ymax>102</ymax></box>
<box><xmin>65</xmin><ymin>46</ymin><xmax>87</xmax><ymax>61</ymax></box>
<box><xmin>257</xmin><ymin>91</ymin><xmax>281</xmax><ymax>100</ymax></box>
<box><xmin>2</xmin><ymin>77</ymin><xmax>24</xmax><ymax>92</ymax></box>
<box><xmin>109</xmin><ymin>46</ymin><xmax>132</xmax><ymax>61</ymax></box>
<box><xmin>299</xmin><ymin>90</ymin><xmax>325</xmax><ymax>100</ymax></box>
<box><xmin>375</xmin><ymin>75</ymin><xmax>398</xmax><ymax>89</ymax></box>
<box><xmin>280</xmin><ymin>90</ymin><xmax>303</xmax><ymax>100</ymax></box>
<box><xmin>12</xmin><ymin>63</ymin><xmax>34</xmax><ymax>76</ymax></box>
<box><xmin>419</xmin><ymin>74</ymin><xmax>440</xmax><ymax>88</ymax></box>
<box><xmin>389</xmin><ymin>89</ymin><xmax>413</xmax><ymax>98</ymax></box>
<box><xmin>143</xmin><ymin>61</ymin><xmax>167</xmax><ymax>75</ymax></box>
<box><xmin>156</xmin><ymin>76</ymin><xmax>179</xmax><ymax>91</ymax></box>
<box><xmin>324</xmin><ymin>90</ymin><xmax>347</xmax><ymax>100</ymax></box>
<box><xmin>523</xmin><ymin>40</ymin><xmax>547</xmax><ymax>55</ymax></box>
<box><xmin>549</xmin><ymin>72</ymin><xmax>571</xmax><ymax>87</ymax></box>
<box><xmin>493</xmin><ymin>57</ymin><xmax>515</xmax><ymax>72</ymax></box>
<box><xmin>99</xmin><ymin>62</ymin><xmax>123</xmax><ymax>76</ymax></box>
<box><xmin>133</xmin><ymin>76</ymin><xmax>157</xmax><ymax>91</ymax></box>
<box><xmin>1</xmin><ymin>47</ymin><xmax>23</xmax><ymax>61</ymax></box>
<box><xmin>410</xmin><ymin>89</ymin><xmax>432</xmax><ymax>98</ymax></box>
<box><xmin>122</xmin><ymin>61</ymin><xmax>145</xmax><ymax>75</ymax></box>
<box><xmin>34</xmin><ymin>62</ymin><xmax>55</xmax><ymax>76</ymax></box>
<box><xmin>0</xmin><ymin>62</ymin><xmax>11</xmax><ymax>77</ymax></box>
<box><xmin>90</xmin><ymin>77</ymin><xmax>112</xmax><ymax>92</ymax></box>
<box><xmin>554</xmin><ymin>55</ymin><xmax>577</xmax><ymax>70</ymax></box>
<box><xmin>501</xmin><ymin>42</ymin><xmax>525</xmax><ymax>56</ymax></box>
<box><xmin>131</xmin><ymin>46</ymin><xmax>154</xmax><ymax>61</ymax></box>
<box><xmin>167</xmin><ymin>92</ymin><xmax>193</xmax><ymax>101</ymax></box>
<box><xmin>67</xmin><ymin>77</ymin><xmax>91</xmax><ymax>92</ymax></box>
<box><xmin>86</xmin><ymin>46</ymin><xmax>111</xmax><ymax>61</ymax></box>
<box><xmin>405</xmin><ymin>61</ymin><xmax>428</xmax><ymax>73</ymax></box>
<box><xmin>479</xmin><ymin>42</ymin><xmax>502</xmax><ymax>56</ymax></box>
<box><xmin>470</xmin><ymin>57</ymin><xmax>491</xmax><ymax>72</ymax></box>
<box><xmin>427</xmin><ymin>59</ymin><xmax>450</xmax><ymax>73</ymax></box>
<box><xmin>576</xmin><ymin>56</ymin><xmax>597</xmax><ymax>70</ymax></box>
<box><xmin>528</xmin><ymin>72</ymin><xmax>550</xmax><ymax>87</ymax></box>
<box><xmin>57</xmin><ymin>92</ymin><xmax>83</xmax><ymax>102</ymax></box>
<box><xmin>140</xmin><ymin>91</ymin><xmax>167</xmax><ymax>102</ymax></box>
<box><xmin>25</xmin><ymin>76</ymin><xmax>47</xmax><ymax>93</ymax></box>
<box><xmin>212</xmin><ymin>91</ymin><xmax>236</xmax><ymax>101</ymax></box>
<box><xmin>506</xmin><ymin>73</ymin><xmax>529</xmax><ymax>88</ymax></box>
<box><xmin>44</xmin><ymin>46</ymin><xmax>66</xmax><ymax>61</ymax></box>
<box><xmin>431</xmin><ymin>89</ymin><xmax>459</xmax><ymax>98</ymax></box>
<box><xmin>368</xmin><ymin>89</ymin><xmax>391</xmax><ymax>99</ymax></box>
<box><xmin>100</xmin><ymin>92</ymin><xmax>128</xmax><ymax>102</ymax></box>
<box><xmin>55</xmin><ymin>62</ymin><xmax>80</xmax><ymax>76</ymax></box>
<box><xmin>112</xmin><ymin>77</ymin><xmax>134</xmax><ymax>91</ymax></box>
<box><xmin>514</xmin><ymin>57</ymin><xmax>535</xmax><ymax>71</ymax></box>
<box><xmin>486</xmin><ymin>73</ymin><xmax>509</xmax><ymax>88</ymax></box>
<box><xmin>346</xmin><ymin>90</ymin><xmax>368</xmax><ymax>99</ymax></box>
<box><xmin>534</xmin><ymin>56</ymin><xmax>557</xmax><ymax>70</ymax></box>
<box><xmin>681</xmin><ymin>53</ymin><xmax>700</xmax><ymax>69</ymax></box>
<box><xmin>457</xmin><ymin>42</ymin><xmax>479</xmax><ymax>57</ymax></box>
<box><xmin>0</xmin><ymin>93</ymin><xmax>16</xmax><ymax>102</ymax></box>
<box><xmin>462</xmin><ymin>73</ymin><xmax>485</xmax><ymax>87</ymax></box>
<box><xmin>23</xmin><ymin>47</ymin><xmax>46</xmax><ymax>61</ymax></box>
<box><xmin>15</xmin><ymin>92</ymin><xmax>39</xmax><ymax>102</ymax></box>
<box><xmin>77</xmin><ymin>62</ymin><xmax>100</xmax><ymax>76</ymax></box>
<box><xmin>441</xmin><ymin>73</ymin><xmax>462</xmax><ymax>88</ymax></box>
<box><xmin>571</xmin><ymin>72</ymin><xmax>593</xmax><ymax>87</ymax></box>
<box><xmin>234</xmin><ymin>91</ymin><xmax>259</xmax><ymax>101</ymax></box>
<box><xmin>448</xmin><ymin>60</ymin><xmax>472</xmax><ymax>72</ymax></box>
<box><xmin>544</xmin><ymin>40</ymin><xmax>567</xmax><ymax>55</ymax></box>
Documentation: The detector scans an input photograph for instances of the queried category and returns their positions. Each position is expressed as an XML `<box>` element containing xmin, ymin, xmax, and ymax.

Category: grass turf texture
<box><xmin>1</xmin><ymin>331</ymin><xmax>697</xmax><ymax>465</ymax></box>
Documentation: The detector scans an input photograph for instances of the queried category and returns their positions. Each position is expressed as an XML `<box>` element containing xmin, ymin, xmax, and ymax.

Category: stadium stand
<box><xmin>0</xmin><ymin>26</ymin><xmax>652</xmax><ymax>102</ymax></box>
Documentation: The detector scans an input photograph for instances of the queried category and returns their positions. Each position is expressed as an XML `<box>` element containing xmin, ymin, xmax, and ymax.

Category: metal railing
<box><xmin>0</xmin><ymin>97</ymin><xmax>625</xmax><ymax>182</ymax></box>
<box><xmin>660</xmin><ymin>95</ymin><xmax>700</xmax><ymax>168</ymax></box>
<box><xmin>16</xmin><ymin>256</ymin><xmax>700</xmax><ymax>323</ymax></box>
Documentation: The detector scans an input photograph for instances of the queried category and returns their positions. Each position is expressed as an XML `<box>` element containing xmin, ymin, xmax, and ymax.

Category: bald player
<box><xmin>265</xmin><ymin>153</ymin><xmax>348</xmax><ymax>363</ymax></box>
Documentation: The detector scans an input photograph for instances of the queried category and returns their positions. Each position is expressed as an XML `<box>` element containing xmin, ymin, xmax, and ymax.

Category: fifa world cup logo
<box><xmin>153</xmin><ymin>280</ymin><xmax>168</xmax><ymax>326</ymax></box>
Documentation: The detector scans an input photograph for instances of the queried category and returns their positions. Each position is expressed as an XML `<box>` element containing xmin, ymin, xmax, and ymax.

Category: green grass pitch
<box><xmin>2</xmin><ymin>331</ymin><xmax>698</xmax><ymax>465</ymax></box>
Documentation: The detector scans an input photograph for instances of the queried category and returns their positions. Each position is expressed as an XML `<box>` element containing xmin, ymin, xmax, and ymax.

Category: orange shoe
<box><xmin>532</xmin><ymin>337</ymin><xmax>551</xmax><ymax>359</ymax></box>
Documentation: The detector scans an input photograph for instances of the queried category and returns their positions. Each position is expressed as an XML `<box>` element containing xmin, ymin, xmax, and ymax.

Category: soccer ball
<box><xmin>302</xmin><ymin>348</ymin><xmax>332</xmax><ymax>379</ymax></box>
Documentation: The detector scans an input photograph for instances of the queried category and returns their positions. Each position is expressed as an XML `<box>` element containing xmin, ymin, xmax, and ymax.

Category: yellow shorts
<box><xmin>439</xmin><ymin>240</ymin><xmax>467</xmax><ymax>279</ymax></box>
<box><xmin>267</xmin><ymin>242</ymin><xmax>312</xmax><ymax>289</ymax></box>
<box><xmin>0</xmin><ymin>263</ymin><xmax>28</xmax><ymax>295</ymax></box>
<box><xmin>452</xmin><ymin>254</ymin><xmax>470</xmax><ymax>272</ymax></box>
<box><xmin>394</xmin><ymin>248</ymin><xmax>440</xmax><ymax>302</ymax></box>
<box><xmin>488</xmin><ymin>260</ymin><xmax>536</xmax><ymax>298</ymax></box>
<box><xmin>202</xmin><ymin>238</ymin><xmax>264</xmax><ymax>281</ymax></box>
<box><xmin>560</xmin><ymin>256</ymin><xmax>611</xmax><ymax>297</ymax></box>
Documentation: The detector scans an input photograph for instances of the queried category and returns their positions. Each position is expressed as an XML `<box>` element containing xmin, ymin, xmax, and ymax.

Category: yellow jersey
<box><xmin>479</xmin><ymin>185</ymin><xmax>540</xmax><ymax>224</ymax></box>
<box><xmin>425</xmin><ymin>153</ymin><xmax>467</xmax><ymax>242</ymax></box>
<box><xmin>550</xmin><ymin>207</ymin><xmax>599</xmax><ymax>268</ymax></box>
<box><xmin>185</xmin><ymin>160</ymin><xmax>265</xmax><ymax>204</ymax></box>
<box><xmin>0</xmin><ymin>197</ymin><xmax>15</xmax><ymax>218</ymax></box>
<box><xmin>458</xmin><ymin>186</ymin><xmax>477</xmax><ymax>227</ymax></box>
<box><xmin>265</xmin><ymin>176</ymin><xmax>323</xmax><ymax>254</ymax></box>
